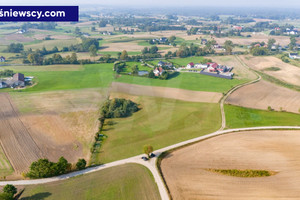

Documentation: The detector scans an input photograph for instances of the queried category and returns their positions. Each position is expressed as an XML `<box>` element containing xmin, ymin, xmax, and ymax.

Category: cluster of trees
<box><xmin>27</xmin><ymin>157</ymin><xmax>71</xmax><ymax>178</ymax></box>
<box><xmin>280</xmin><ymin>54</ymin><xmax>290</xmax><ymax>63</ymax></box>
<box><xmin>113</xmin><ymin>61</ymin><xmax>126</xmax><ymax>73</ymax></box>
<box><xmin>139</xmin><ymin>25</ymin><xmax>186</xmax><ymax>32</ymax></box>
<box><xmin>6</xmin><ymin>43</ymin><xmax>24</xmax><ymax>53</ymax></box>
<box><xmin>141</xmin><ymin>46</ymin><xmax>158</xmax><ymax>54</ymax></box>
<box><xmin>0</xmin><ymin>70</ymin><xmax>14</xmax><ymax>77</ymax></box>
<box><xmin>250</xmin><ymin>46</ymin><xmax>269</xmax><ymax>56</ymax></box>
<box><xmin>21</xmin><ymin>22</ymin><xmax>57</xmax><ymax>30</ymax></box>
<box><xmin>27</xmin><ymin>157</ymin><xmax>87</xmax><ymax>179</ymax></box>
<box><xmin>101</xmin><ymin>98</ymin><xmax>139</xmax><ymax>118</ymax></box>
<box><xmin>174</xmin><ymin>40</ymin><xmax>216</xmax><ymax>58</ymax></box>
<box><xmin>0</xmin><ymin>184</ymin><xmax>17</xmax><ymax>200</ymax></box>
<box><xmin>222</xmin><ymin>17</ymin><xmax>255</xmax><ymax>24</ymax></box>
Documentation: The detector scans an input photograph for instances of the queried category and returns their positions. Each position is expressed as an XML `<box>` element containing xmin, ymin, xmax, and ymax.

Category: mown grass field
<box><xmin>2</xmin><ymin>62</ymin><xmax>247</xmax><ymax>93</ymax></box>
<box><xmin>116</xmin><ymin>72</ymin><xmax>246</xmax><ymax>93</ymax></box>
<box><xmin>19</xmin><ymin>164</ymin><xmax>161</xmax><ymax>200</ymax></box>
<box><xmin>10</xmin><ymin>64</ymin><xmax>114</xmax><ymax>92</ymax></box>
<box><xmin>97</xmin><ymin>95</ymin><xmax>221</xmax><ymax>163</ymax></box>
<box><xmin>225</xmin><ymin>104</ymin><xmax>300</xmax><ymax>128</ymax></box>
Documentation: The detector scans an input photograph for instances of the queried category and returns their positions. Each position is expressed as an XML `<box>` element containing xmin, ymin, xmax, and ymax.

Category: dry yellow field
<box><xmin>226</xmin><ymin>80</ymin><xmax>300</xmax><ymax>113</ymax></box>
<box><xmin>110</xmin><ymin>82</ymin><xmax>223</xmax><ymax>103</ymax></box>
<box><xmin>240</xmin><ymin>55</ymin><xmax>300</xmax><ymax>86</ymax></box>
<box><xmin>161</xmin><ymin>130</ymin><xmax>300</xmax><ymax>200</ymax></box>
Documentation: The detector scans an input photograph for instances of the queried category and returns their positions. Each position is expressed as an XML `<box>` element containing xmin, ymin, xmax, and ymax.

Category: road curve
<box><xmin>1</xmin><ymin>126</ymin><xmax>300</xmax><ymax>200</ymax></box>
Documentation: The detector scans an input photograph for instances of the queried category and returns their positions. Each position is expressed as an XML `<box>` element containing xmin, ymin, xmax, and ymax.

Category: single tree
<box><xmin>76</xmin><ymin>159</ymin><xmax>87</xmax><ymax>170</ymax></box>
<box><xmin>3</xmin><ymin>185</ymin><xmax>17</xmax><ymax>197</ymax></box>
<box><xmin>143</xmin><ymin>145</ymin><xmax>153</xmax><ymax>158</ymax></box>
<box><xmin>267</xmin><ymin>38</ymin><xmax>276</xmax><ymax>50</ymax></box>
<box><xmin>120</xmin><ymin>50</ymin><xmax>128</xmax><ymax>60</ymax></box>
<box><xmin>89</xmin><ymin>45</ymin><xmax>97</xmax><ymax>61</ymax></box>
<box><xmin>224</xmin><ymin>40</ymin><xmax>234</xmax><ymax>55</ymax></box>
<box><xmin>131</xmin><ymin>65</ymin><xmax>139</xmax><ymax>75</ymax></box>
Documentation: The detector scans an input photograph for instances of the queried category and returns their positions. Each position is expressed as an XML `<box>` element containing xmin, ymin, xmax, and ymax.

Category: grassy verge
<box><xmin>207</xmin><ymin>169</ymin><xmax>276</xmax><ymax>177</ymax></box>
<box><xmin>97</xmin><ymin>95</ymin><xmax>221</xmax><ymax>163</ymax></box>
<box><xmin>19</xmin><ymin>164</ymin><xmax>161</xmax><ymax>200</ymax></box>
<box><xmin>225</xmin><ymin>104</ymin><xmax>300</xmax><ymax>128</ymax></box>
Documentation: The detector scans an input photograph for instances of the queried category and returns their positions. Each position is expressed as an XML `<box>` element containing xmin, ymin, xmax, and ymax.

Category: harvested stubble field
<box><xmin>161</xmin><ymin>130</ymin><xmax>300</xmax><ymax>200</ymax></box>
<box><xmin>215</xmin><ymin>33</ymin><xmax>290</xmax><ymax>46</ymax></box>
<box><xmin>226</xmin><ymin>80</ymin><xmax>300</xmax><ymax>113</ymax></box>
<box><xmin>10</xmin><ymin>88</ymin><xmax>107</xmax><ymax>165</ymax></box>
<box><xmin>110</xmin><ymin>82</ymin><xmax>222</xmax><ymax>103</ymax></box>
<box><xmin>239</xmin><ymin>55</ymin><xmax>300</xmax><ymax>87</ymax></box>
<box><xmin>0</xmin><ymin>93</ymin><xmax>43</xmax><ymax>173</ymax></box>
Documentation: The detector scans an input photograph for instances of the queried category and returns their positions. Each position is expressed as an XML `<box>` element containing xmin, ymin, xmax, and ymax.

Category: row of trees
<box><xmin>0</xmin><ymin>70</ymin><xmax>14</xmax><ymax>77</ymax></box>
<box><xmin>27</xmin><ymin>157</ymin><xmax>86</xmax><ymax>179</ymax></box>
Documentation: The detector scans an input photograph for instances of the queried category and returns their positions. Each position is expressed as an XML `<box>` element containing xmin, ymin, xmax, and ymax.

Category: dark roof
<box><xmin>13</xmin><ymin>73</ymin><xmax>25</xmax><ymax>82</ymax></box>
<box><xmin>290</xmin><ymin>53</ymin><xmax>299</xmax><ymax>56</ymax></box>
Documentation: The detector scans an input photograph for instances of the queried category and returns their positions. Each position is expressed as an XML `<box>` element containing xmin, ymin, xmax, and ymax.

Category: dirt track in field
<box><xmin>226</xmin><ymin>80</ymin><xmax>300</xmax><ymax>113</ymax></box>
<box><xmin>239</xmin><ymin>55</ymin><xmax>300</xmax><ymax>86</ymax></box>
<box><xmin>110</xmin><ymin>82</ymin><xmax>222</xmax><ymax>103</ymax></box>
<box><xmin>161</xmin><ymin>130</ymin><xmax>300</xmax><ymax>200</ymax></box>
<box><xmin>0</xmin><ymin>93</ymin><xmax>43</xmax><ymax>173</ymax></box>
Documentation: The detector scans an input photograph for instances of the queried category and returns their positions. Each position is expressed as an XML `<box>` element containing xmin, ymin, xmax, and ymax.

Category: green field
<box><xmin>98</xmin><ymin>51</ymin><xmax>141</xmax><ymax>57</ymax></box>
<box><xmin>225</xmin><ymin>105</ymin><xmax>300</xmax><ymax>128</ymax></box>
<box><xmin>2</xmin><ymin>63</ymin><xmax>247</xmax><ymax>93</ymax></box>
<box><xmin>170</xmin><ymin>56</ymin><xmax>208</xmax><ymax>66</ymax></box>
<box><xmin>10</xmin><ymin>64</ymin><xmax>114</xmax><ymax>92</ymax></box>
<box><xmin>97</xmin><ymin>96</ymin><xmax>221</xmax><ymax>163</ymax></box>
<box><xmin>0</xmin><ymin>148</ymin><xmax>13</xmax><ymax>179</ymax></box>
<box><xmin>20</xmin><ymin>164</ymin><xmax>161</xmax><ymax>200</ymax></box>
<box><xmin>116</xmin><ymin>71</ymin><xmax>246</xmax><ymax>93</ymax></box>
<box><xmin>24</xmin><ymin>38</ymin><xmax>81</xmax><ymax>51</ymax></box>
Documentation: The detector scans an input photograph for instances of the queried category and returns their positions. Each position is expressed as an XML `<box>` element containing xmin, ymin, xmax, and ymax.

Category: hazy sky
<box><xmin>0</xmin><ymin>0</ymin><xmax>300</xmax><ymax>8</ymax></box>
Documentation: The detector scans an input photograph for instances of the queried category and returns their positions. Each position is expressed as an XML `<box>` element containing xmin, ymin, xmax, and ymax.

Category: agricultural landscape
<box><xmin>0</xmin><ymin>2</ymin><xmax>300</xmax><ymax>200</ymax></box>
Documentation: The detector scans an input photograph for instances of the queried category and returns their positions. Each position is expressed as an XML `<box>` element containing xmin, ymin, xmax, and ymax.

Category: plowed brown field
<box><xmin>226</xmin><ymin>80</ymin><xmax>300</xmax><ymax>113</ymax></box>
<box><xmin>0</xmin><ymin>93</ymin><xmax>43</xmax><ymax>173</ymax></box>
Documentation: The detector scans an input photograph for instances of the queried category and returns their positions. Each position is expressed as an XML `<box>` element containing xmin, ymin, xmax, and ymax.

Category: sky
<box><xmin>0</xmin><ymin>0</ymin><xmax>300</xmax><ymax>8</ymax></box>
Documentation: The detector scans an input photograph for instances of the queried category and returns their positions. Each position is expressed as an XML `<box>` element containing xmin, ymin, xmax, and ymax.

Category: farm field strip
<box><xmin>0</xmin><ymin>93</ymin><xmax>43</xmax><ymax>172</ymax></box>
<box><xmin>226</xmin><ymin>80</ymin><xmax>300</xmax><ymax>113</ymax></box>
<box><xmin>110</xmin><ymin>82</ymin><xmax>222</xmax><ymax>103</ymax></box>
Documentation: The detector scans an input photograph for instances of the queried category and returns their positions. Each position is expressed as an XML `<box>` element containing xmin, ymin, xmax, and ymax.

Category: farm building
<box><xmin>186</xmin><ymin>62</ymin><xmax>194</xmax><ymax>69</ymax></box>
<box><xmin>0</xmin><ymin>56</ymin><xmax>5</xmax><ymax>62</ymax></box>
<box><xmin>4</xmin><ymin>73</ymin><xmax>25</xmax><ymax>88</ymax></box>
<box><xmin>0</xmin><ymin>80</ymin><xmax>7</xmax><ymax>89</ymax></box>
<box><xmin>158</xmin><ymin>61</ymin><xmax>173</xmax><ymax>68</ymax></box>
<box><xmin>289</xmin><ymin>53</ymin><xmax>300</xmax><ymax>59</ymax></box>
<box><xmin>194</xmin><ymin>63</ymin><xmax>208</xmax><ymax>69</ymax></box>
<box><xmin>153</xmin><ymin>67</ymin><xmax>164</xmax><ymax>76</ymax></box>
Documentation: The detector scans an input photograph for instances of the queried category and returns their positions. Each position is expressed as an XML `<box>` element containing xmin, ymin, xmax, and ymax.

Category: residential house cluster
<box><xmin>185</xmin><ymin>62</ymin><xmax>234</xmax><ymax>79</ymax></box>
<box><xmin>0</xmin><ymin>73</ymin><xmax>26</xmax><ymax>89</ymax></box>
<box><xmin>157</xmin><ymin>61</ymin><xmax>173</xmax><ymax>68</ymax></box>
<box><xmin>152</xmin><ymin>37</ymin><xmax>169</xmax><ymax>44</ymax></box>
<box><xmin>285</xmin><ymin>28</ymin><xmax>298</xmax><ymax>35</ymax></box>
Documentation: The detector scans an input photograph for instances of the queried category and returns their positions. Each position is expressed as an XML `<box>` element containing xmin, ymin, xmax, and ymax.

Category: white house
<box><xmin>194</xmin><ymin>63</ymin><xmax>208</xmax><ymax>69</ymax></box>
<box><xmin>186</xmin><ymin>62</ymin><xmax>194</xmax><ymax>69</ymax></box>
<box><xmin>289</xmin><ymin>53</ymin><xmax>300</xmax><ymax>59</ymax></box>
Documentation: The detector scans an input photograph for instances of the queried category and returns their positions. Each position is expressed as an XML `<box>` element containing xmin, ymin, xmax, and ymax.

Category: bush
<box><xmin>101</xmin><ymin>98</ymin><xmax>139</xmax><ymax>118</ymax></box>
<box><xmin>76</xmin><ymin>159</ymin><xmax>87</xmax><ymax>170</ymax></box>
<box><xmin>27</xmin><ymin>157</ymin><xmax>70</xmax><ymax>178</ymax></box>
